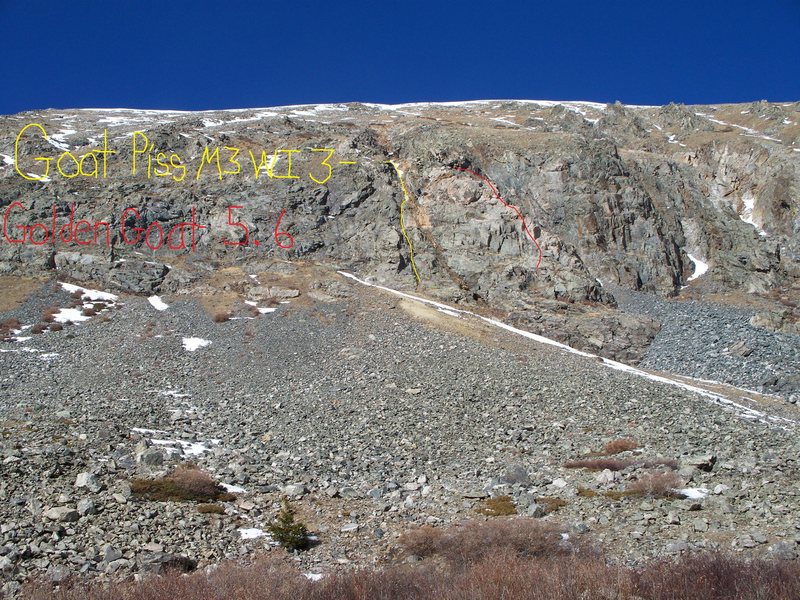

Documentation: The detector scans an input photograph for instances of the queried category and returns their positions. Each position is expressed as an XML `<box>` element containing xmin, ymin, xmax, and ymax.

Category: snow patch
<box><xmin>52</xmin><ymin>308</ymin><xmax>91</xmax><ymax>324</ymax></box>
<box><xmin>305</xmin><ymin>573</ymin><xmax>324</xmax><ymax>582</ymax></box>
<box><xmin>238</xmin><ymin>528</ymin><xmax>268</xmax><ymax>540</ymax></box>
<box><xmin>678</xmin><ymin>487</ymin><xmax>709</xmax><ymax>499</ymax></box>
<box><xmin>59</xmin><ymin>282</ymin><xmax>118</xmax><ymax>301</ymax></box>
<box><xmin>182</xmin><ymin>337</ymin><xmax>211</xmax><ymax>352</ymax></box>
<box><xmin>148</xmin><ymin>296</ymin><xmax>169</xmax><ymax>311</ymax></box>
<box><xmin>686</xmin><ymin>254</ymin><xmax>709</xmax><ymax>282</ymax></box>
<box><xmin>221</xmin><ymin>483</ymin><xmax>247</xmax><ymax>493</ymax></box>
<box><xmin>739</xmin><ymin>192</ymin><xmax>766</xmax><ymax>235</ymax></box>
<box><xmin>150</xmin><ymin>438</ymin><xmax>220</xmax><ymax>457</ymax></box>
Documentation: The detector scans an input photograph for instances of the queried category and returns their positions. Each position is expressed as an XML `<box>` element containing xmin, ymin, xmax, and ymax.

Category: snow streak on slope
<box><xmin>338</xmin><ymin>272</ymin><xmax>796</xmax><ymax>430</ymax></box>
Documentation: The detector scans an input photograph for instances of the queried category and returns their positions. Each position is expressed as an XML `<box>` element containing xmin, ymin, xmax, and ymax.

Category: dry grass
<box><xmin>564</xmin><ymin>458</ymin><xmax>636</xmax><ymax>471</ymax></box>
<box><xmin>476</xmin><ymin>495</ymin><xmax>517</xmax><ymax>516</ymax></box>
<box><xmin>565</xmin><ymin>457</ymin><xmax>677</xmax><ymax>472</ymax></box>
<box><xmin>603</xmin><ymin>438</ymin><xmax>639</xmax><ymax>455</ymax></box>
<box><xmin>399</xmin><ymin>518</ymin><xmax>577</xmax><ymax>569</ymax></box>
<box><xmin>0</xmin><ymin>317</ymin><xmax>21</xmax><ymax>340</ymax></box>
<box><xmin>130</xmin><ymin>465</ymin><xmax>236</xmax><ymax>503</ymax></box>
<box><xmin>197</xmin><ymin>503</ymin><xmax>225</xmax><ymax>515</ymax></box>
<box><xmin>139</xmin><ymin>321</ymin><xmax>156</xmax><ymax>340</ymax></box>
<box><xmin>624</xmin><ymin>470</ymin><xmax>684</xmax><ymax>499</ymax></box>
<box><xmin>536</xmin><ymin>496</ymin><xmax>568</xmax><ymax>514</ymax></box>
<box><xmin>20</xmin><ymin>533</ymin><xmax>800</xmax><ymax>600</ymax></box>
<box><xmin>0</xmin><ymin>276</ymin><xmax>43</xmax><ymax>312</ymax></box>
<box><xmin>42</xmin><ymin>306</ymin><xmax>60</xmax><ymax>322</ymax></box>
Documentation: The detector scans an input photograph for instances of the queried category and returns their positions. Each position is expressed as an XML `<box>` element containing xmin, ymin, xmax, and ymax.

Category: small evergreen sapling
<box><xmin>267</xmin><ymin>499</ymin><xmax>310</xmax><ymax>552</ymax></box>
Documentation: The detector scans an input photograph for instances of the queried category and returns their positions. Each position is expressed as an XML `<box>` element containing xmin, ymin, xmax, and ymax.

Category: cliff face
<box><xmin>1</xmin><ymin>100</ymin><xmax>798</xmax><ymax>361</ymax></box>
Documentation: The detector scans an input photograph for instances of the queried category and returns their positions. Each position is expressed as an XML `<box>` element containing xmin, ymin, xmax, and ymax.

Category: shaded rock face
<box><xmin>0</xmin><ymin>100</ymin><xmax>798</xmax><ymax>360</ymax></box>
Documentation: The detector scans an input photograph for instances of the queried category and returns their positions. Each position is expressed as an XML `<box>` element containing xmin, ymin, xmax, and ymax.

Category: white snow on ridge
<box><xmin>148</xmin><ymin>296</ymin><xmax>169</xmax><ymax>311</ymax></box>
<box><xmin>73</xmin><ymin>100</ymin><xmax>639</xmax><ymax>119</ymax></box>
<box><xmin>686</xmin><ymin>254</ymin><xmax>709</xmax><ymax>281</ymax></box>
<box><xmin>182</xmin><ymin>337</ymin><xmax>211</xmax><ymax>352</ymax></box>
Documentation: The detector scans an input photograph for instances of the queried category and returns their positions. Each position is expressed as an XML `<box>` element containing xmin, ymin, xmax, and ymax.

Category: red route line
<box><xmin>451</xmin><ymin>166</ymin><xmax>543</xmax><ymax>270</ymax></box>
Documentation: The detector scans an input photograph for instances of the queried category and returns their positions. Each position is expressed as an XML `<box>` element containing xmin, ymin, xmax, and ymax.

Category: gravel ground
<box><xmin>1</xmin><ymin>276</ymin><xmax>800</xmax><ymax>595</ymax></box>
<box><xmin>610</xmin><ymin>285</ymin><xmax>800</xmax><ymax>401</ymax></box>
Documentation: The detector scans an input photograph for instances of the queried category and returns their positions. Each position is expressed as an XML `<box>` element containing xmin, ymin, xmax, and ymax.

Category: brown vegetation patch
<box><xmin>0</xmin><ymin>276</ymin><xmax>44</xmax><ymax>312</ymax></box>
<box><xmin>536</xmin><ymin>496</ymin><xmax>567</xmax><ymax>514</ymax></box>
<box><xmin>30</xmin><ymin>323</ymin><xmax>47</xmax><ymax>334</ymax></box>
<box><xmin>476</xmin><ymin>495</ymin><xmax>517</xmax><ymax>516</ymax></box>
<box><xmin>565</xmin><ymin>457</ymin><xmax>677</xmax><ymax>471</ymax></box>
<box><xmin>0</xmin><ymin>318</ymin><xmax>21</xmax><ymax>340</ymax></box>
<box><xmin>399</xmin><ymin>518</ymin><xmax>574</xmax><ymax>569</ymax></box>
<box><xmin>624</xmin><ymin>470</ymin><xmax>684</xmax><ymax>499</ymax></box>
<box><xmin>197</xmin><ymin>503</ymin><xmax>225</xmax><ymax>515</ymax></box>
<box><xmin>130</xmin><ymin>465</ymin><xmax>236</xmax><ymax>503</ymax></box>
<box><xmin>603</xmin><ymin>438</ymin><xmax>639</xmax><ymax>455</ymax></box>
<box><xmin>42</xmin><ymin>306</ymin><xmax>60</xmax><ymax>322</ymax></box>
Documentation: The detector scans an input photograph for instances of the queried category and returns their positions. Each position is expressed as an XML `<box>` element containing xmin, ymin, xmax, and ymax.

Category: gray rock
<box><xmin>103</xmin><ymin>544</ymin><xmax>123</xmax><ymax>563</ymax></box>
<box><xmin>769</xmin><ymin>541</ymin><xmax>797</xmax><ymax>560</ymax></box>
<box><xmin>76</xmin><ymin>498</ymin><xmax>96</xmax><ymax>516</ymax></box>
<box><xmin>42</xmin><ymin>506</ymin><xmax>80</xmax><ymax>523</ymax></box>
<box><xmin>139</xmin><ymin>447</ymin><xmax>165</xmax><ymax>466</ymax></box>
<box><xmin>682</xmin><ymin>454</ymin><xmax>717</xmax><ymax>472</ymax></box>
<box><xmin>75</xmin><ymin>472</ymin><xmax>103</xmax><ymax>492</ymax></box>
<box><xmin>282</xmin><ymin>484</ymin><xmax>307</xmax><ymax>496</ymax></box>
<box><xmin>692</xmin><ymin>518</ymin><xmax>709</xmax><ymax>532</ymax></box>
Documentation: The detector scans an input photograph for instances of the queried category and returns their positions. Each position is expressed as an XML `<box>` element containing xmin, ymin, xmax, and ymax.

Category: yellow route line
<box><xmin>385</xmin><ymin>160</ymin><xmax>421</xmax><ymax>285</ymax></box>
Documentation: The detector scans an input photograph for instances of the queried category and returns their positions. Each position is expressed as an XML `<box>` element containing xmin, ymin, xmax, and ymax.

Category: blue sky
<box><xmin>2</xmin><ymin>0</ymin><xmax>798</xmax><ymax>114</ymax></box>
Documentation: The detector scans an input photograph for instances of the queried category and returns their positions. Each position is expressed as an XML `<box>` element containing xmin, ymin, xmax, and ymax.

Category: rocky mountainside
<box><xmin>1</xmin><ymin>100</ymin><xmax>799</xmax><ymax>369</ymax></box>
<box><xmin>1</xmin><ymin>100</ymin><xmax>800</xmax><ymax>594</ymax></box>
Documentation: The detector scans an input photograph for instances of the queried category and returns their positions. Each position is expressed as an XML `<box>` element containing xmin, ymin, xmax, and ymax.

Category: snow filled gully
<box><xmin>338</xmin><ymin>271</ymin><xmax>797</xmax><ymax>431</ymax></box>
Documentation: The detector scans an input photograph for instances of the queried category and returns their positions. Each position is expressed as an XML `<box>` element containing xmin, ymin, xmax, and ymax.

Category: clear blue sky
<box><xmin>2</xmin><ymin>0</ymin><xmax>798</xmax><ymax>114</ymax></box>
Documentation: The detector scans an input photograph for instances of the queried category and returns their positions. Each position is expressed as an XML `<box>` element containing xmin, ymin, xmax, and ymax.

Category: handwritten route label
<box><xmin>4</xmin><ymin>123</ymin><xmax>544</xmax><ymax>279</ymax></box>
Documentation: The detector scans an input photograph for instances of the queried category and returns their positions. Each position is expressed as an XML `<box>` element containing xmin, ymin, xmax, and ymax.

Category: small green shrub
<box><xmin>267</xmin><ymin>499</ymin><xmax>310</xmax><ymax>552</ymax></box>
